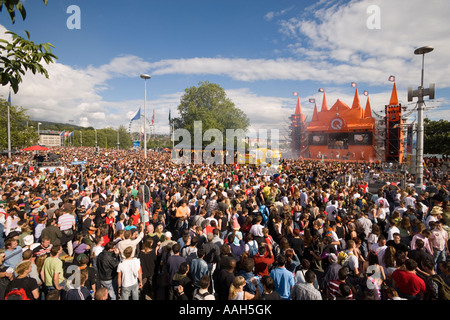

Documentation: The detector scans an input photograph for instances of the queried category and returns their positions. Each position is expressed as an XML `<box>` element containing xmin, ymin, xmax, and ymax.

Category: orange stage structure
<box><xmin>291</xmin><ymin>83</ymin><xmax>402</xmax><ymax>162</ymax></box>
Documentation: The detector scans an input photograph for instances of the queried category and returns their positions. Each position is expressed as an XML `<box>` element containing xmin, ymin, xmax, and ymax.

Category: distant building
<box><xmin>39</xmin><ymin>130</ymin><xmax>61</xmax><ymax>147</ymax></box>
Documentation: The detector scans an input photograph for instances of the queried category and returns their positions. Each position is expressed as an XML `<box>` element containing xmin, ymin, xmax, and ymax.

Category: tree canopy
<box><xmin>173</xmin><ymin>81</ymin><xmax>250</xmax><ymax>148</ymax></box>
<box><xmin>0</xmin><ymin>0</ymin><xmax>57</xmax><ymax>93</ymax></box>
<box><xmin>424</xmin><ymin>118</ymin><xmax>450</xmax><ymax>155</ymax></box>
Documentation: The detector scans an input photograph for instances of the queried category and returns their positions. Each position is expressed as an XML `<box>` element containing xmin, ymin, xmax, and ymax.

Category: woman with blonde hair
<box><xmin>4</xmin><ymin>261</ymin><xmax>39</xmax><ymax>300</ymax></box>
<box><xmin>228</xmin><ymin>275</ymin><xmax>260</xmax><ymax>300</ymax></box>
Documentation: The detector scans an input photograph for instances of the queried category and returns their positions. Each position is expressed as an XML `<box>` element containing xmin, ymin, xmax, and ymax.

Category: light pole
<box><xmin>80</xmin><ymin>131</ymin><xmax>83</xmax><ymax>147</ymax></box>
<box><xmin>117</xmin><ymin>128</ymin><xmax>120</xmax><ymax>150</ymax></box>
<box><xmin>140</xmin><ymin>74</ymin><xmax>151</xmax><ymax>159</ymax></box>
<box><xmin>408</xmin><ymin>45</ymin><xmax>435</xmax><ymax>192</ymax></box>
<box><xmin>37</xmin><ymin>122</ymin><xmax>42</xmax><ymax>145</ymax></box>
<box><xmin>94</xmin><ymin>128</ymin><xmax>98</xmax><ymax>149</ymax></box>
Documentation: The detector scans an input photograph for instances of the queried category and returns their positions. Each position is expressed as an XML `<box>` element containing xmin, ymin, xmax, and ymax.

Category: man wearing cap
<box><xmin>321</xmin><ymin>253</ymin><xmax>342</xmax><ymax>290</ymax></box>
<box><xmin>425</xmin><ymin>206</ymin><xmax>442</xmax><ymax>230</ymax></box>
<box><xmin>159</xmin><ymin>231</ymin><xmax>177</xmax><ymax>267</ymax></box>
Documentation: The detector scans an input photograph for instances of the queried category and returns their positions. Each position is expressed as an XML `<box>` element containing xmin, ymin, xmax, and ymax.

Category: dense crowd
<box><xmin>0</xmin><ymin>147</ymin><xmax>449</xmax><ymax>301</ymax></box>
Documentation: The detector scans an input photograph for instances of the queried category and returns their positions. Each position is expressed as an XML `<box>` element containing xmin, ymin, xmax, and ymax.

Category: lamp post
<box><xmin>117</xmin><ymin>128</ymin><xmax>120</xmax><ymax>150</ymax></box>
<box><xmin>140</xmin><ymin>74</ymin><xmax>151</xmax><ymax>159</ymax></box>
<box><xmin>80</xmin><ymin>131</ymin><xmax>83</xmax><ymax>147</ymax></box>
<box><xmin>94</xmin><ymin>128</ymin><xmax>98</xmax><ymax>149</ymax></box>
<box><xmin>408</xmin><ymin>46</ymin><xmax>435</xmax><ymax>192</ymax></box>
<box><xmin>37</xmin><ymin>122</ymin><xmax>42</xmax><ymax>145</ymax></box>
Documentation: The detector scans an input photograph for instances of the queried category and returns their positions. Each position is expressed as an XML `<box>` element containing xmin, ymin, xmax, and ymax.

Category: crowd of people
<box><xmin>0</xmin><ymin>147</ymin><xmax>448</xmax><ymax>301</ymax></box>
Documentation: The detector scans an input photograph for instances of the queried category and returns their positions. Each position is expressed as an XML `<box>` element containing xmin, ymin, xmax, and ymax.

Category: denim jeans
<box><xmin>0</xmin><ymin>224</ymin><xmax>4</xmax><ymax>249</ymax></box>
<box><xmin>100</xmin><ymin>279</ymin><xmax>117</xmax><ymax>300</ymax></box>
<box><xmin>433</xmin><ymin>249</ymin><xmax>447</xmax><ymax>272</ymax></box>
<box><xmin>121</xmin><ymin>283</ymin><xmax>139</xmax><ymax>300</ymax></box>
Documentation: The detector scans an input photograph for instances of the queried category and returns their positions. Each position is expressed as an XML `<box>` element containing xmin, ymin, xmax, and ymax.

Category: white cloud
<box><xmin>1</xmin><ymin>0</ymin><xmax>449</xmax><ymax>135</ymax></box>
<box><xmin>264</xmin><ymin>6</ymin><xmax>295</xmax><ymax>21</ymax></box>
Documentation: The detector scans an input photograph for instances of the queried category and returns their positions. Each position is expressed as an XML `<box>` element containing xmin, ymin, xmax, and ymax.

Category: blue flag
<box><xmin>168</xmin><ymin>109</ymin><xmax>171</xmax><ymax>122</ymax></box>
<box><xmin>8</xmin><ymin>91</ymin><xmax>11</xmax><ymax>105</ymax></box>
<box><xmin>131</xmin><ymin>108</ymin><xmax>141</xmax><ymax>121</ymax></box>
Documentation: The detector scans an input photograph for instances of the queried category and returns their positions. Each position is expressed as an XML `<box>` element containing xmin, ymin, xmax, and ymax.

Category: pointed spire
<box><xmin>312</xmin><ymin>104</ymin><xmax>319</xmax><ymax>122</ymax></box>
<box><xmin>352</xmin><ymin>88</ymin><xmax>362</xmax><ymax>109</ymax></box>
<box><xmin>320</xmin><ymin>93</ymin><xmax>328</xmax><ymax>112</ymax></box>
<box><xmin>364</xmin><ymin>97</ymin><xmax>373</xmax><ymax>119</ymax></box>
<box><xmin>389</xmin><ymin>82</ymin><xmax>399</xmax><ymax>105</ymax></box>
<box><xmin>295</xmin><ymin>97</ymin><xmax>302</xmax><ymax>114</ymax></box>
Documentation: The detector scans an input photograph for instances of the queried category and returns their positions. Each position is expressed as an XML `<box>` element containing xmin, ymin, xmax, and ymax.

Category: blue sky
<box><xmin>1</xmin><ymin>0</ymin><xmax>449</xmax><ymax>137</ymax></box>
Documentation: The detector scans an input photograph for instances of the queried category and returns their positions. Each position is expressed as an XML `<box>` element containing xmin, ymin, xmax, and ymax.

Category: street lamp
<box><xmin>80</xmin><ymin>131</ymin><xmax>83</xmax><ymax>147</ymax></box>
<box><xmin>37</xmin><ymin>122</ymin><xmax>42</xmax><ymax>145</ymax></box>
<box><xmin>94</xmin><ymin>128</ymin><xmax>98</xmax><ymax>149</ymax></box>
<box><xmin>408</xmin><ymin>45</ymin><xmax>435</xmax><ymax>192</ymax></box>
<box><xmin>117</xmin><ymin>128</ymin><xmax>120</xmax><ymax>150</ymax></box>
<box><xmin>140</xmin><ymin>74</ymin><xmax>151</xmax><ymax>159</ymax></box>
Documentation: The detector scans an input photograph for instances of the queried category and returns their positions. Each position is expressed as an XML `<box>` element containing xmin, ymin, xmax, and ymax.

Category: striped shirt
<box><xmin>327</xmin><ymin>280</ymin><xmax>354</xmax><ymax>300</ymax></box>
<box><xmin>58</xmin><ymin>213</ymin><xmax>75</xmax><ymax>231</ymax></box>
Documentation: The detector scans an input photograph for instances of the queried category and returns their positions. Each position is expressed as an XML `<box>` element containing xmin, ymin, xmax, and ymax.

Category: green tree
<box><xmin>1</xmin><ymin>0</ymin><xmax>57</xmax><ymax>93</ymax></box>
<box><xmin>1</xmin><ymin>0</ymin><xmax>48</xmax><ymax>23</ymax></box>
<box><xmin>0</xmin><ymin>97</ymin><xmax>38</xmax><ymax>150</ymax></box>
<box><xmin>424</xmin><ymin>118</ymin><xmax>450</xmax><ymax>155</ymax></box>
<box><xmin>173</xmin><ymin>81</ymin><xmax>250</xmax><ymax>148</ymax></box>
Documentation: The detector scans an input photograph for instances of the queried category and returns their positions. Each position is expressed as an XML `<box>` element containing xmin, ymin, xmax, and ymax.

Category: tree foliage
<box><xmin>173</xmin><ymin>81</ymin><xmax>250</xmax><ymax>147</ymax></box>
<box><xmin>0</xmin><ymin>0</ymin><xmax>57</xmax><ymax>93</ymax></box>
<box><xmin>0</xmin><ymin>0</ymin><xmax>48</xmax><ymax>24</ymax></box>
<box><xmin>0</xmin><ymin>30</ymin><xmax>57</xmax><ymax>94</ymax></box>
<box><xmin>424</xmin><ymin>118</ymin><xmax>450</xmax><ymax>155</ymax></box>
<box><xmin>55</xmin><ymin>126</ymin><xmax>133</xmax><ymax>149</ymax></box>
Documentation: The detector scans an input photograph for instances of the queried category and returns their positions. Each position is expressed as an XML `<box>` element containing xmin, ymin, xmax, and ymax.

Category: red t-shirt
<box><xmin>391</xmin><ymin>269</ymin><xmax>426</xmax><ymax>296</ymax></box>
<box><xmin>253</xmin><ymin>252</ymin><xmax>275</xmax><ymax>277</ymax></box>
<box><xmin>131</xmin><ymin>214</ymin><xmax>140</xmax><ymax>225</ymax></box>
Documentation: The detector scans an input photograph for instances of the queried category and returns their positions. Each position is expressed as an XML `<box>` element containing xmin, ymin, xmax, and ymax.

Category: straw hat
<box><xmin>430</xmin><ymin>206</ymin><xmax>443</xmax><ymax>215</ymax></box>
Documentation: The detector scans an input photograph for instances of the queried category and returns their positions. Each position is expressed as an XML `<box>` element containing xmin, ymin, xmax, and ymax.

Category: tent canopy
<box><xmin>21</xmin><ymin>145</ymin><xmax>50</xmax><ymax>151</ymax></box>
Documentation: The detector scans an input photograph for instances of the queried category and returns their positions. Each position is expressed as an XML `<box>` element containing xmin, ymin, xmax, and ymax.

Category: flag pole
<box><xmin>7</xmin><ymin>88</ymin><xmax>12</xmax><ymax>159</ymax></box>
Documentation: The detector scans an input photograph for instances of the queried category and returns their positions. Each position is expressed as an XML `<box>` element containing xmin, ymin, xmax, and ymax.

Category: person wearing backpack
<box><xmin>249</xmin><ymin>215</ymin><xmax>265</xmax><ymax>246</ymax></box>
<box><xmin>419</xmin><ymin>258</ymin><xmax>450</xmax><ymax>300</ymax></box>
<box><xmin>4</xmin><ymin>261</ymin><xmax>39</xmax><ymax>300</ymax></box>
<box><xmin>192</xmin><ymin>274</ymin><xmax>215</xmax><ymax>300</ymax></box>
<box><xmin>245</xmin><ymin>234</ymin><xmax>259</xmax><ymax>258</ymax></box>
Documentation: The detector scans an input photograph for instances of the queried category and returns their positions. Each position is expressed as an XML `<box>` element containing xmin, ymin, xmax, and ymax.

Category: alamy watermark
<box><xmin>67</xmin><ymin>5</ymin><xmax>81</xmax><ymax>30</ymax></box>
<box><xmin>171</xmin><ymin>121</ymin><xmax>280</xmax><ymax>173</ymax></box>
<box><xmin>366</xmin><ymin>5</ymin><xmax>381</xmax><ymax>29</ymax></box>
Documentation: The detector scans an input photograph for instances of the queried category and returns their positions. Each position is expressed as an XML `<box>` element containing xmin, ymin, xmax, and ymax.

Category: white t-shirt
<box><xmin>117</xmin><ymin>258</ymin><xmax>141</xmax><ymax>287</ymax></box>
<box><xmin>92</xmin><ymin>246</ymin><xmax>104</xmax><ymax>267</ymax></box>
<box><xmin>387</xmin><ymin>226</ymin><xmax>400</xmax><ymax>241</ymax></box>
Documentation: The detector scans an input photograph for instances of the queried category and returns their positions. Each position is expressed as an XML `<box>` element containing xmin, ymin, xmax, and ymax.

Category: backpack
<box><xmin>355</xmin><ymin>198</ymin><xmax>363</xmax><ymax>210</ymax></box>
<box><xmin>337</xmin><ymin>251</ymin><xmax>351</xmax><ymax>266</ymax></box>
<box><xmin>258</xmin><ymin>205</ymin><xmax>269</xmax><ymax>225</ymax></box>
<box><xmin>5</xmin><ymin>288</ymin><xmax>29</xmax><ymax>300</ymax></box>
<box><xmin>193</xmin><ymin>289</ymin><xmax>213</xmax><ymax>300</ymax></box>
<box><xmin>248</xmin><ymin>241</ymin><xmax>258</xmax><ymax>258</ymax></box>
<box><xmin>431</xmin><ymin>275</ymin><xmax>450</xmax><ymax>300</ymax></box>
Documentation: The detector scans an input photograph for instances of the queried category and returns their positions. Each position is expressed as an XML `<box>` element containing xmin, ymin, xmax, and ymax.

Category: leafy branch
<box><xmin>0</xmin><ymin>30</ymin><xmax>58</xmax><ymax>93</ymax></box>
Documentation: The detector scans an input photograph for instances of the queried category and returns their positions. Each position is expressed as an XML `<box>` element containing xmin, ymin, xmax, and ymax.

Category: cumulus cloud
<box><xmin>1</xmin><ymin>0</ymin><xmax>448</xmax><ymax>135</ymax></box>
